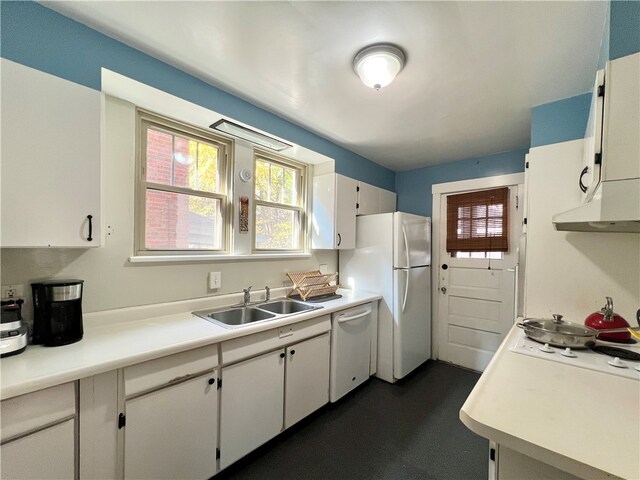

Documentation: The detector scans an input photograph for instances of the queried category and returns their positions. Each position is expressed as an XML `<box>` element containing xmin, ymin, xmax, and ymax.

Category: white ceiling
<box><xmin>43</xmin><ymin>1</ymin><xmax>607</xmax><ymax>172</ymax></box>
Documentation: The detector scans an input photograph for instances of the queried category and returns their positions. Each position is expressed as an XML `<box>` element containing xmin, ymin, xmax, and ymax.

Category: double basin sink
<box><xmin>193</xmin><ymin>298</ymin><xmax>322</xmax><ymax>329</ymax></box>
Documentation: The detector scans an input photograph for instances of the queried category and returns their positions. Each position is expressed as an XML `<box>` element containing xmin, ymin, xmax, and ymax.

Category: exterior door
<box><xmin>437</xmin><ymin>185</ymin><xmax>521</xmax><ymax>371</ymax></box>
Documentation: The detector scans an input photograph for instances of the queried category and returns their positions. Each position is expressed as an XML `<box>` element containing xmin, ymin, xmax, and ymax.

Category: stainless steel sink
<box><xmin>193</xmin><ymin>297</ymin><xmax>322</xmax><ymax>329</ymax></box>
<box><xmin>194</xmin><ymin>306</ymin><xmax>275</xmax><ymax>327</ymax></box>
<box><xmin>257</xmin><ymin>299</ymin><xmax>317</xmax><ymax>315</ymax></box>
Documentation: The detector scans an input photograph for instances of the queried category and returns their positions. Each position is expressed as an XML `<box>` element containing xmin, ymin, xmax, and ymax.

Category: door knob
<box><xmin>440</xmin><ymin>287</ymin><xmax>447</xmax><ymax>294</ymax></box>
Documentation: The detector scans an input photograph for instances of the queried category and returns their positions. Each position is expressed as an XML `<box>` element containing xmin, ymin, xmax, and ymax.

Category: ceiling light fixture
<box><xmin>210</xmin><ymin>119</ymin><xmax>291</xmax><ymax>151</ymax></box>
<box><xmin>353</xmin><ymin>44</ymin><xmax>406</xmax><ymax>91</ymax></box>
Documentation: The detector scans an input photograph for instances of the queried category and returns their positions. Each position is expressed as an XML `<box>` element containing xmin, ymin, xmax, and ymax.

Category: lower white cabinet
<box><xmin>491</xmin><ymin>443</ymin><xmax>583</xmax><ymax>480</ymax></box>
<box><xmin>219</xmin><ymin>330</ymin><xmax>331</xmax><ymax>469</ymax></box>
<box><xmin>1</xmin><ymin>382</ymin><xmax>77</xmax><ymax>480</ymax></box>
<box><xmin>1</xmin><ymin>419</ymin><xmax>76</xmax><ymax>480</ymax></box>
<box><xmin>120</xmin><ymin>345</ymin><xmax>219</xmax><ymax>480</ymax></box>
<box><xmin>219</xmin><ymin>349</ymin><xmax>285</xmax><ymax>469</ymax></box>
<box><xmin>284</xmin><ymin>332</ymin><xmax>330</xmax><ymax>428</ymax></box>
<box><xmin>124</xmin><ymin>373</ymin><xmax>218</xmax><ymax>480</ymax></box>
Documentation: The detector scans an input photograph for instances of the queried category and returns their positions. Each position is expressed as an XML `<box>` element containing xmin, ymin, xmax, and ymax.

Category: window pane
<box><xmin>146</xmin><ymin>127</ymin><xmax>219</xmax><ymax>194</ymax></box>
<box><xmin>145</xmin><ymin>189</ymin><xmax>221</xmax><ymax>250</ymax></box>
<box><xmin>254</xmin><ymin>159</ymin><xmax>298</xmax><ymax>206</ymax></box>
<box><xmin>255</xmin><ymin>205</ymin><xmax>299</xmax><ymax>250</ymax></box>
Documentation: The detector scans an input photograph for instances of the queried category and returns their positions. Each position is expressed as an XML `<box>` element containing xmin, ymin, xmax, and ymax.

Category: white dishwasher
<box><xmin>330</xmin><ymin>302</ymin><xmax>375</xmax><ymax>402</ymax></box>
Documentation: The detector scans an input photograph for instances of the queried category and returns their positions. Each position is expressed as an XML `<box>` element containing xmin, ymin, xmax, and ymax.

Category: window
<box><xmin>136</xmin><ymin>111</ymin><xmax>232</xmax><ymax>255</ymax></box>
<box><xmin>253</xmin><ymin>152</ymin><xmax>306</xmax><ymax>251</ymax></box>
<box><xmin>446</xmin><ymin>187</ymin><xmax>509</xmax><ymax>254</ymax></box>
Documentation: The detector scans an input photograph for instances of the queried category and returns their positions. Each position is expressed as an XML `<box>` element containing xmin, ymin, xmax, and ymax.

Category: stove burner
<box><xmin>592</xmin><ymin>346</ymin><xmax>640</xmax><ymax>362</ymax></box>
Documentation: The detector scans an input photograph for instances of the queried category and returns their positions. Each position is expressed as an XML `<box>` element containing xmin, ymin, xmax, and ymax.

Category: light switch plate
<box><xmin>209</xmin><ymin>272</ymin><xmax>221</xmax><ymax>289</ymax></box>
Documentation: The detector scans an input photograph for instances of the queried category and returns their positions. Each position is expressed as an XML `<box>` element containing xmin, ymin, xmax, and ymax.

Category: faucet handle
<box><xmin>265</xmin><ymin>286</ymin><xmax>271</xmax><ymax>301</ymax></box>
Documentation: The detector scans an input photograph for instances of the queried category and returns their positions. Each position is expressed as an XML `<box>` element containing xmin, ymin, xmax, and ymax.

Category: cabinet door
<box><xmin>124</xmin><ymin>373</ymin><xmax>218</xmax><ymax>480</ymax></box>
<box><xmin>1</xmin><ymin>419</ymin><xmax>75</xmax><ymax>479</ymax></box>
<box><xmin>379</xmin><ymin>189</ymin><xmax>397</xmax><ymax>214</ymax></box>
<box><xmin>357</xmin><ymin>182</ymin><xmax>379</xmax><ymax>216</ymax></box>
<box><xmin>1</xmin><ymin>58</ymin><xmax>101</xmax><ymax>247</ymax></box>
<box><xmin>335</xmin><ymin>174</ymin><xmax>357</xmax><ymax>249</ymax></box>
<box><xmin>219</xmin><ymin>350</ymin><xmax>285</xmax><ymax>469</ymax></box>
<box><xmin>284</xmin><ymin>333</ymin><xmax>330</xmax><ymax>429</ymax></box>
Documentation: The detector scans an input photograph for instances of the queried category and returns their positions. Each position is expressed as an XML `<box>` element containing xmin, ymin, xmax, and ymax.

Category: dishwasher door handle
<box><xmin>337</xmin><ymin>309</ymin><xmax>372</xmax><ymax>323</ymax></box>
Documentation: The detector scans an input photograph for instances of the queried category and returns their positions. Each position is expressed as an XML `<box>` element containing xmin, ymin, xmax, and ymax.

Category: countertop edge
<box><xmin>1</xmin><ymin>290</ymin><xmax>381</xmax><ymax>400</ymax></box>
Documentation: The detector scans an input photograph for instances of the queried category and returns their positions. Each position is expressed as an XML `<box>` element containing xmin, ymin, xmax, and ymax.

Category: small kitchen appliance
<box><xmin>584</xmin><ymin>296</ymin><xmax>632</xmax><ymax>342</ymax></box>
<box><xmin>32</xmin><ymin>280</ymin><xmax>84</xmax><ymax>346</ymax></box>
<box><xmin>1</xmin><ymin>300</ymin><xmax>27</xmax><ymax>357</ymax></box>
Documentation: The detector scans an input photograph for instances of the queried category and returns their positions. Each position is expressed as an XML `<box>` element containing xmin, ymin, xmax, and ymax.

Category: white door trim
<box><xmin>431</xmin><ymin>172</ymin><xmax>525</xmax><ymax>360</ymax></box>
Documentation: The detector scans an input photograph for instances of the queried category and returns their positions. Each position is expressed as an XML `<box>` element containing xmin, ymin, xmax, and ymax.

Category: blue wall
<box><xmin>395</xmin><ymin>149</ymin><xmax>526</xmax><ymax>217</ymax></box>
<box><xmin>530</xmin><ymin>93</ymin><xmax>591</xmax><ymax>148</ymax></box>
<box><xmin>0</xmin><ymin>1</ymin><xmax>395</xmax><ymax>191</ymax></box>
<box><xmin>610</xmin><ymin>0</ymin><xmax>640</xmax><ymax>60</ymax></box>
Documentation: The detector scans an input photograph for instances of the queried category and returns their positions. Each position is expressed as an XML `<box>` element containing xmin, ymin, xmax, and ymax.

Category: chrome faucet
<box><xmin>265</xmin><ymin>286</ymin><xmax>271</xmax><ymax>302</ymax></box>
<box><xmin>243</xmin><ymin>286</ymin><xmax>252</xmax><ymax>306</ymax></box>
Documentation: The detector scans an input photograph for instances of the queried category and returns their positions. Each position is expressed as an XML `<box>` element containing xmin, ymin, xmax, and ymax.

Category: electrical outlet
<box><xmin>209</xmin><ymin>272</ymin><xmax>221</xmax><ymax>290</ymax></box>
<box><xmin>1</xmin><ymin>284</ymin><xmax>24</xmax><ymax>300</ymax></box>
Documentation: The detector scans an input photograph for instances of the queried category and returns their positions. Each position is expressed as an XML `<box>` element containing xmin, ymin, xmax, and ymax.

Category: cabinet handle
<box><xmin>279</xmin><ymin>352</ymin><xmax>285</xmax><ymax>358</ymax></box>
<box><xmin>87</xmin><ymin>214</ymin><xmax>93</xmax><ymax>242</ymax></box>
<box><xmin>290</xmin><ymin>350</ymin><xmax>296</xmax><ymax>356</ymax></box>
<box><xmin>337</xmin><ymin>233</ymin><xmax>342</xmax><ymax>246</ymax></box>
<box><xmin>337</xmin><ymin>309</ymin><xmax>372</xmax><ymax>323</ymax></box>
<box><xmin>579</xmin><ymin>166</ymin><xmax>589</xmax><ymax>193</ymax></box>
<box><xmin>208</xmin><ymin>378</ymin><xmax>215</xmax><ymax>385</ymax></box>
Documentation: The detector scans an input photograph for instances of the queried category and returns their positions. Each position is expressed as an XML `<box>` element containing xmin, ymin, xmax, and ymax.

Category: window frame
<box><xmin>135</xmin><ymin>109</ymin><xmax>234</xmax><ymax>256</ymax></box>
<box><xmin>252</xmin><ymin>149</ymin><xmax>308</xmax><ymax>253</ymax></box>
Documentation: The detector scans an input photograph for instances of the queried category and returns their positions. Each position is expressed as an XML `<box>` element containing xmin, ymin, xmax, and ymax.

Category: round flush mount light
<box><xmin>353</xmin><ymin>44</ymin><xmax>406</xmax><ymax>91</ymax></box>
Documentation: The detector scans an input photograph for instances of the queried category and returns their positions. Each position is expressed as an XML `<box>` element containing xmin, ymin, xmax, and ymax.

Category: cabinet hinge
<box><xmin>118</xmin><ymin>413</ymin><xmax>126</xmax><ymax>429</ymax></box>
<box><xmin>515</xmin><ymin>195</ymin><xmax>519</xmax><ymax>210</ymax></box>
<box><xmin>523</xmin><ymin>218</ymin><xmax>528</xmax><ymax>225</ymax></box>
<box><xmin>525</xmin><ymin>161</ymin><xmax>529</xmax><ymax>169</ymax></box>
<box><xmin>356</xmin><ymin>186</ymin><xmax>360</xmax><ymax>192</ymax></box>
<box><xmin>216</xmin><ymin>448</ymin><xmax>221</xmax><ymax>460</ymax></box>
<box><xmin>217</xmin><ymin>378</ymin><xmax>222</xmax><ymax>390</ymax></box>
<box><xmin>356</xmin><ymin>203</ymin><xmax>360</xmax><ymax>209</ymax></box>
<box><xmin>597</xmin><ymin>84</ymin><xmax>605</xmax><ymax>97</ymax></box>
<box><xmin>490</xmin><ymin>448</ymin><xmax>496</xmax><ymax>462</ymax></box>
<box><xmin>594</xmin><ymin>153</ymin><xmax>602</xmax><ymax>165</ymax></box>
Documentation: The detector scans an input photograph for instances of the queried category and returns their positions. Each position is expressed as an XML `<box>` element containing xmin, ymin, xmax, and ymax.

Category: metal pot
<box><xmin>584</xmin><ymin>297</ymin><xmax>631</xmax><ymax>342</ymax></box>
<box><xmin>517</xmin><ymin>314</ymin><xmax>636</xmax><ymax>349</ymax></box>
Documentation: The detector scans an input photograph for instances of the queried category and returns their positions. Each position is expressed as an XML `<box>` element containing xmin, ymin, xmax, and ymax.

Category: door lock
<box><xmin>440</xmin><ymin>287</ymin><xmax>447</xmax><ymax>294</ymax></box>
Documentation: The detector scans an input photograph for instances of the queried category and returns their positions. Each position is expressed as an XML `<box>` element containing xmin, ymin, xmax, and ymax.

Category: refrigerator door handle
<box><xmin>402</xmin><ymin>224</ymin><xmax>410</xmax><ymax>268</ymax></box>
<box><xmin>402</xmin><ymin>269</ymin><xmax>409</xmax><ymax>313</ymax></box>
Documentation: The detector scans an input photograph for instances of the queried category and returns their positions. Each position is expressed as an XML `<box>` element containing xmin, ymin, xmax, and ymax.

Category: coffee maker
<box><xmin>32</xmin><ymin>280</ymin><xmax>84</xmax><ymax>346</ymax></box>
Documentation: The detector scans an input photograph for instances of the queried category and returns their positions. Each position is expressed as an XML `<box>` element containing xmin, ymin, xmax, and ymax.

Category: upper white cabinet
<box><xmin>357</xmin><ymin>182</ymin><xmax>396</xmax><ymax>215</ymax></box>
<box><xmin>1</xmin><ymin>59</ymin><xmax>102</xmax><ymax>248</ymax></box>
<box><xmin>312</xmin><ymin>173</ymin><xmax>357</xmax><ymax>249</ymax></box>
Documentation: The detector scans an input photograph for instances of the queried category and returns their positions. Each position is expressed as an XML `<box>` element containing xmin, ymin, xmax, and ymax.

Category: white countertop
<box><xmin>1</xmin><ymin>289</ymin><xmax>380</xmax><ymax>400</ymax></box>
<box><xmin>460</xmin><ymin>325</ymin><xmax>640</xmax><ymax>480</ymax></box>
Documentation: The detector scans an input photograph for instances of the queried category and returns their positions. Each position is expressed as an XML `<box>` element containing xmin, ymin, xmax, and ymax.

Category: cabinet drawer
<box><xmin>222</xmin><ymin>315</ymin><xmax>330</xmax><ymax>365</ymax></box>
<box><xmin>1</xmin><ymin>382</ymin><xmax>76</xmax><ymax>442</ymax></box>
<box><xmin>124</xmin><ymin>344</ymin><xmax>218</xmax><ymax>397</ymax></box>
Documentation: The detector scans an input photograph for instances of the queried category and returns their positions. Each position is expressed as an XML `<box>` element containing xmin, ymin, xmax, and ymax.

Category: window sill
<box><xmin>128</xmin><ymin>253</ymin><xmax>313</xmax><ymax>264</ymax></box>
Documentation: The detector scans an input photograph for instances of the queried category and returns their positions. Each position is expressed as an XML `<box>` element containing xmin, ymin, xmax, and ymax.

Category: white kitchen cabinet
<box><xmin>1</xmin><ymin>419</ymin><xmax>76</xmax><ymax>480</ymax></box>
<box><xmin>357</xmin><ymin>182</ymin><xmax>397</xmax><ymax>215</ymax></box>
<box><xmin>219</xmin><ymin>349</ymin><xmax>285</xmax><ymax>469</ymax></box>
<box><xmin>1</xmin><ymin>58</ymin><xmax>101</xmax><ymax>248</ymax></box>
<box><xmin>492</xmin><ymin>444</ymin><xmax>582</xmax><ymax>480</ymax></box>
<box><xmin>379</xmin><ymin>188</ymin><xmax>397</xmax><ymax>214</ymax></box>
<box><xmin>356</xmin><ymin>181</ymin><xmax>379</xmax><ymax>215</ymax></box>
<box><xmin>124</xmin><ymin>373</ymin><xmax>218</xmax><ymax>480</ymax></box>
<box><xmin>284</xmin><ymin>332</ymin><xmax>330</xmax><ymax>428</ymax></box>
<box><xmin>121</xmin><ymin>345</ymin><xmax>218</xmax><ymax>480</ymax></box>
<box><xmin>1</xmin><ymin>382</ymin><xmax>77</xmax><ymax>480</ymax></box>
<box><xmin>312</xmin><ymin>173</ymin><xmax>357</xmax><ymax>249</ymax></box>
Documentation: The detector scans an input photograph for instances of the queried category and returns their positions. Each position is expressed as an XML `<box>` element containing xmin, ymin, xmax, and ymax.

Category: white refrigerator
<box><xmin>340</xmin><ymin>212</ymin><xmax>431</xmax><ymax>383</ymax></box>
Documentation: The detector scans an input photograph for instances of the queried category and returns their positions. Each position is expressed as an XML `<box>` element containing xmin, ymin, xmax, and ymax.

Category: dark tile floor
<box><xmin>217</xmin><ymin>361</ymin><xmax>488</xmax><ymax>480</ymax></box>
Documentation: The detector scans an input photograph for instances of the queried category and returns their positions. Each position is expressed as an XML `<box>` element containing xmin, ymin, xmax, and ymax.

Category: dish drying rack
<box><xmin>287</xmin><ymin>270</ymin><xmax>338</xmax><ymax>301</ymax></box>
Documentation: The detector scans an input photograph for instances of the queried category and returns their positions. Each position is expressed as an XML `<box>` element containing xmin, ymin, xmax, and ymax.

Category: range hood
<box><xmin>553</xmin><ymin>178</ymin><xmax>640</xmax><ymax>232</ymax></box>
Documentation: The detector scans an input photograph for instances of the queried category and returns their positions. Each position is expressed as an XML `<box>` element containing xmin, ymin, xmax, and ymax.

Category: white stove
<box><xmin>510</xmin><ymin>329</ymin><xmax>640</xmax><ymax>381</ymax></box>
